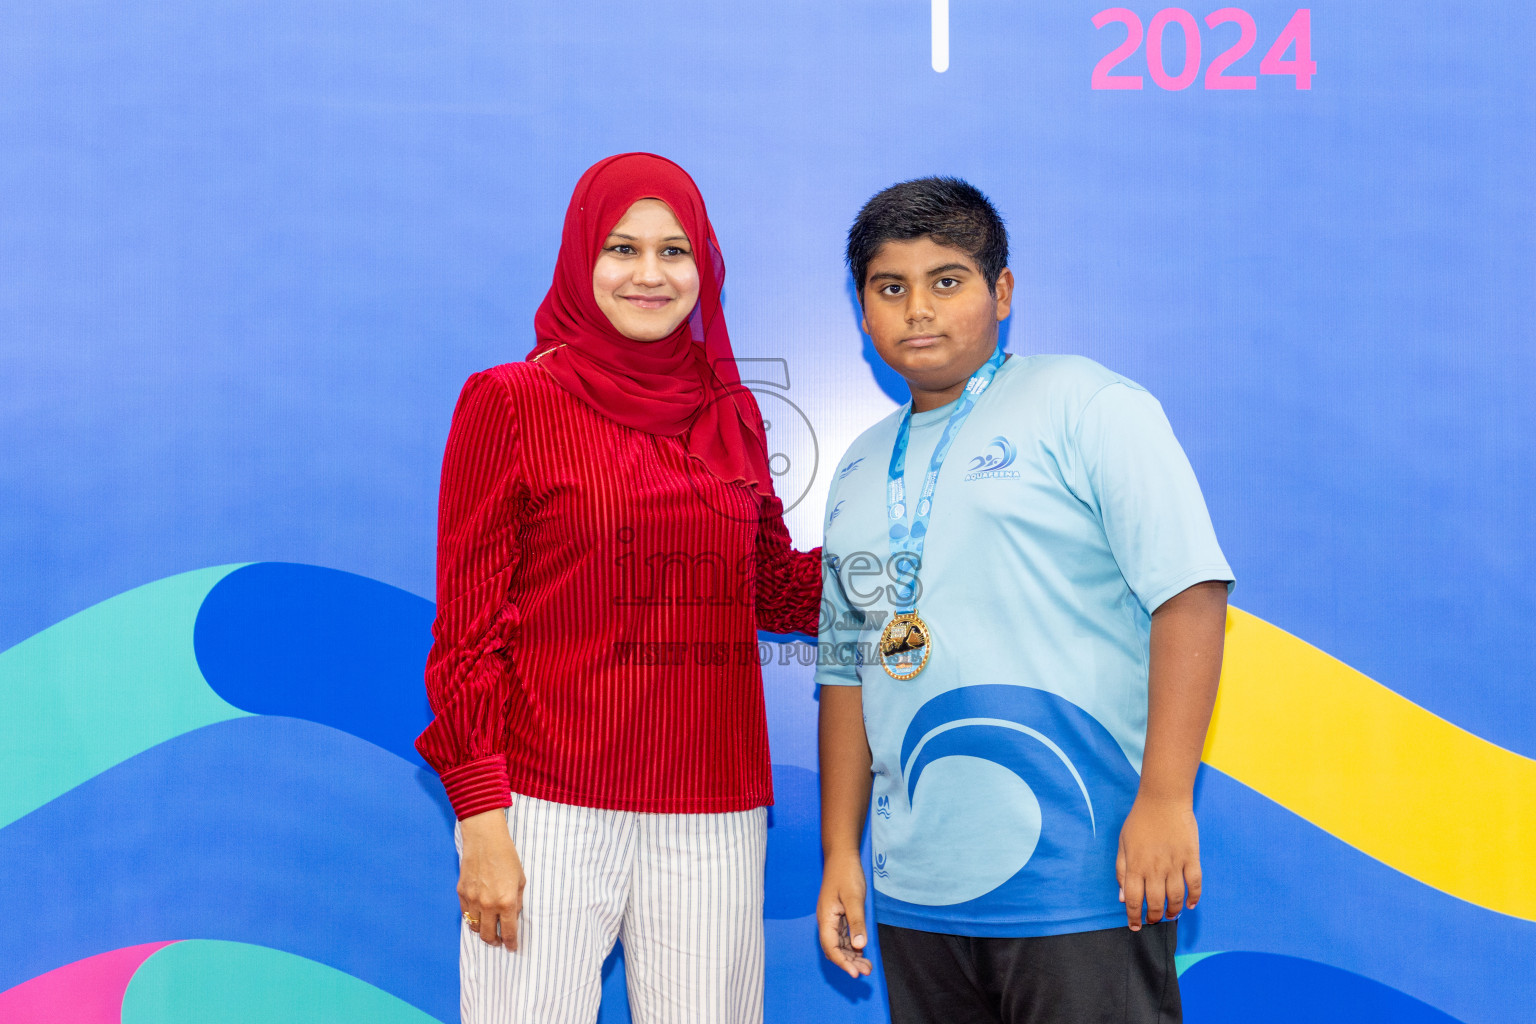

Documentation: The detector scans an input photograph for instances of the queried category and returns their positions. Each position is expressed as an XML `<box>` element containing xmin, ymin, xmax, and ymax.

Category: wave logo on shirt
<box><xmin>965</xmin><ymin>436</ymin><xmax>1021</xmax><ymax>481</ymax></box>
<box><xmin>878</xmin><ymin>685</ymin><xmax>1140</xmax><ymax>924</ymax></box>
<box><xmin>874</xmin><ymin>852</ymin><xmax>890</xmax><ymax>878</ymax></box>
<box><xmin>829</xmin><ymin>500</ymin><xmax>845</xmax><ymax>523</ymax></box>
<box><xmin>876</xmin><ymin>794</ymin><xmax>891</xmax><ymax>819</ymax></box>
<box><xmin>839</xmin><ymin>457</ymin><xmax>866</xmax><ymax>479</ymax></box>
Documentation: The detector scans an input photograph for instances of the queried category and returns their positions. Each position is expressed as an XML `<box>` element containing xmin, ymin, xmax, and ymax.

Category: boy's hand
<box><xmin>817</xmin><ymin>850</ymin><xmax>873</xmax><ymax>978</ymax></box>
<box><xmin>1116</xmin><ymin>794</ymin><xmax>1201</xmax><ymax>932</ymax></box>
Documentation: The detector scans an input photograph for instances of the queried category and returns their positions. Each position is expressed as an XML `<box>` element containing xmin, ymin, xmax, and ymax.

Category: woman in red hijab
<box><xmin>416</xmin><ymin>153</ymin><xmax>822</xmax><ymax>1023</ymax></box>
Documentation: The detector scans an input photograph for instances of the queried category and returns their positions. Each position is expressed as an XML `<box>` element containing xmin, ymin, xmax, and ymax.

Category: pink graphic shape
<box><xmin>0</xmin><ymin>942</ymin><xmax>176</xmax><ymax>1024</ymax></box>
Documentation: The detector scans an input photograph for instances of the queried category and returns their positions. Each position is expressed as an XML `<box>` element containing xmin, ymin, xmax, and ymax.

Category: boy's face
<box><xmin>860</xmin><ymin>237</ymin><xmax>1014</xmax><ymax>398</ymax></box>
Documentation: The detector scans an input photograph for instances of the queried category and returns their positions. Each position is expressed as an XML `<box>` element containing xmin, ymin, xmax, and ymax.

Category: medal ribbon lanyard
<box><xmin>886</xmin><ymin>346</ymin><xmax>1006</xmax><ymax>612</ymax></box>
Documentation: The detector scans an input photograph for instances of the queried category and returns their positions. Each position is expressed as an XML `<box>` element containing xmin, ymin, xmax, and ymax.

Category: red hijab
<box><xmin>529</xmin><ymin>153</ymin><xmax>769</xmax><ymax>495</ymax></box>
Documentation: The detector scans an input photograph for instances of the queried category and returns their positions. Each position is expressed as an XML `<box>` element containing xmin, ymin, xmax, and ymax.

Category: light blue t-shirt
<box><xmin>817</xmin><ymin>353</ymin><xmax>1233</xmax><ymax>938</ymax></box>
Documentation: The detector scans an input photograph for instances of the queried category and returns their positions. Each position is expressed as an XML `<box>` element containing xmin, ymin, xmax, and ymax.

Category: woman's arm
<box><xmin>415</xmin><ymin>370</ymin><xmax>528</xmax><ymax>948</ymax></box>
<box><xmin>752</xmin><ymin>494</ymin><xmax>822</xmax><ymax>634</ymax></box>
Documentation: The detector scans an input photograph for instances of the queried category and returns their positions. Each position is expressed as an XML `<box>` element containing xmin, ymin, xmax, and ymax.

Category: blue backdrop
<box><xmin>2</xmin><ymin>3</ymin><xmax>1532</xmax><ymax>1022</ymax></box>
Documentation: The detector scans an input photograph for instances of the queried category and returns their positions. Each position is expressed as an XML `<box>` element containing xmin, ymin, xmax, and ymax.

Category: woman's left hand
<box><xmin>459</xmin><ymin>809</ymin><xmax>527</xmax><ymax>948</ymax></box>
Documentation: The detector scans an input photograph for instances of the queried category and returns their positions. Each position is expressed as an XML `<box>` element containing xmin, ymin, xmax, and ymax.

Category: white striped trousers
<box><xmin>457</xmin><ymin>793</ymin><xmax>767</xmax><ymax>1024</ymax></box>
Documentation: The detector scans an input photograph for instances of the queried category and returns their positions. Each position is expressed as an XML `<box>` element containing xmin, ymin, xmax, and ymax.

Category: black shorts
<box><xmin>878</xmin><ymin>921</ymin><xmax>1182</xmax><ymax>1024</ymax></box>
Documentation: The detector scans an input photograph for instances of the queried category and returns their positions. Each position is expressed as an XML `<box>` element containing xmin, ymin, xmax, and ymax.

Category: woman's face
<box><xmin>592</xmin><ymin>199</ymin><xmax>701</xmax><ymax>342</ymax></box>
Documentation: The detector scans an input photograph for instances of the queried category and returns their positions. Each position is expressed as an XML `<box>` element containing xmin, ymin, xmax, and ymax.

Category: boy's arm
<box><xmin>817</xmin><ymin>684</ymin><xmax>875</xmax><ymax>977</ymax></box>
<box><xmin>1117</xmin><ymin>579</ymin><xmax>1228</xmax><ymax>931</ymax></box>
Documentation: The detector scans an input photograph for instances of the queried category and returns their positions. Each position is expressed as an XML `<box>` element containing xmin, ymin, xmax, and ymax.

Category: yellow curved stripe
<box><xmin>1204</xmin><ymin>607</ymin><xmax>1536</xmax><ymax>921</ymax></box>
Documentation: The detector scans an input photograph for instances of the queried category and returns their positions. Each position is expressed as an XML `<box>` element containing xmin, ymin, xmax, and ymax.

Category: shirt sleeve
<box><xmin>814</xmin><ymin>547</ymin><xmax>864</xmax><ymax>687</ymax></box>
<box><xmin>1073</xmin><ymin>381</ymin><xmax>1234</xmax><ymax>614</ymax></box>
<box><xmin>414</xmin><ymin>370</ymin><xmax>525</xmax><ymax>819</ymax></box>
<box><xmin>814</xmin><ymin>466</ymin><xmax>864</xmax><ymax>687</ymax></box>
<box><xmin>753</xmin><ymin>494</ymin><xmax>823</xmax><ymax>635</ymax></box>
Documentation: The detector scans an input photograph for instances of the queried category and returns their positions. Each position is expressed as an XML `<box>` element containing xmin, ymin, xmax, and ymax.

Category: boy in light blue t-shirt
<box><xmin>816</xmin><ymin>178</ymin><xmax>1233</xmax><ymax>1024</ymax></box>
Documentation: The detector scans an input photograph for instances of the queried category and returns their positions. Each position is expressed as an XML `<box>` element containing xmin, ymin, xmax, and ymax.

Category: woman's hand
<box><xmin>458</xmin><ymin>809</ymin><xmax>526</xmax><ymax>949</ymax></box>
<box><xmin>817</xmin><ymin>850</ymin><xmax>873</xmax><ymax>978</ymax></box>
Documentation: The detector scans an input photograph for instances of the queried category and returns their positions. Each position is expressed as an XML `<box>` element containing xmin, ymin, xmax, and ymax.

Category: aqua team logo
<box><xmin>965</xmin><ymin>436</ymin><xmax>1021</xmax><ymax>481</ymax></box>
<box><xmin>839</xmin><ymin>457</ymin><xmax>866</xmax><ymax>479</ymax></box>
<box><xmin>874</xmin><ymin>852</ymin><xmax>889</xmax><ymax>879</ymax></box>
<box><xmin>876</xmin><ymin>794</ymin><xmax>891</xmax><ymax>819</ymax></box>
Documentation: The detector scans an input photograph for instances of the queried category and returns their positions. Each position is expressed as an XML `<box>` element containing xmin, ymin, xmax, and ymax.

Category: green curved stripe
<box><xmin>122</xmin><ymin>940</ymin><xmax>443</xmax><ymax>1024</ymax></box>
<box><xmin>1175</xmin><ymin>952</ymin><xmax>1221</xmax><ymax>976</ymax></box>
<box><xmin>0</xmin><ymin>565</ymin><xmax>250</xmax><ymax>828</ymax></box>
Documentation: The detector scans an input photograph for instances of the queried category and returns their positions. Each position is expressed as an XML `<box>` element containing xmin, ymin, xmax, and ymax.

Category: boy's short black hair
<box><xmin>846</xmin><ymin>176</ymin><xmax>1009</xmax><ymax>296</ymax></box>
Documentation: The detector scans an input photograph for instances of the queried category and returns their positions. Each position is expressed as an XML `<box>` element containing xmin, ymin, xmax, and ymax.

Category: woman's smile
<box><xmin>621</xmin><ymin>293</ymin><xmax>676</xmax><ymax>310</ymax></box>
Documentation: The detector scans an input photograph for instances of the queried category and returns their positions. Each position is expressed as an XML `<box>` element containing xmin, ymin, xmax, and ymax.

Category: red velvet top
<box><xmin>415</xmin><ymin>363</ymin><xmax>823</xmax><ymax>818</ymax></box>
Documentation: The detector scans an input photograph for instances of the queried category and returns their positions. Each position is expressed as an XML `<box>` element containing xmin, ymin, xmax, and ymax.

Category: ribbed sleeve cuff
<box><xmin>439</xmin><ymin>754</ymin><xmax>512</xmax><ymax>820</ymax></box>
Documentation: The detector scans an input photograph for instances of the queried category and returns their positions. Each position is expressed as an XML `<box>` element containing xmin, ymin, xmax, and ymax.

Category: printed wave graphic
<box><xmin>122</xmin><ymin>941</ymin><xmax>442</xmax><ymax>1024</ymax></box>
<box><xmin>1179</xmin><ymin>951</ymin><xmax>1466</xmax><ymax>1023</ymax></box>
<box><xmin>881</xmin><ymin>684</ymin><xmax>1138</xmax><ymax>923</ymax></box>
<box><xmin>0</xmin><ymin>715</ymin><xmax>459</xmax><ymax>1019</ymax></box>
<box><xmin>1207</xmin><ymin>608</ymin><xmax>1536</xmax><ymax>921</ymax></box>
<box><xmin>1188</xmin><ymin>765</ymin><xmax>1535</xmax><ymax>1024</ymax></box>
<box><xmin>0</xmin><ymin>941</ymin><xmax>438</xmax><ymax>1024</ymax></box>
<box><xmin>0</xmin><ymin>564</ymin><xmax>843</xmax><ymax>1023</ymax></box>
<box><xmin>193</xmin><ymin>561</ymin><xmax>438</xmax><ymax>765</ymax></box>
<box><xmin>0</xmin><ymin>564</ymin><xmax>1530</xmax><ymax>1024</ymax></box>
<box><xmin>0</xmin><ymin>565</ymin><xmax>248</xmax><ymax>829</ymax></box>
<box><xmin>0</xmin><ymin>942</ymin><xmax>172</xmax><ymax>1023</ymax></box>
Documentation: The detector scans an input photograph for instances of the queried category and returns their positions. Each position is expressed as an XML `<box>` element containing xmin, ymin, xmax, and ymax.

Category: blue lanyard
<box><xmin>886</xmin><ymin>347</ymin><xmax>1006</xmax><ymax>611</ymax></box>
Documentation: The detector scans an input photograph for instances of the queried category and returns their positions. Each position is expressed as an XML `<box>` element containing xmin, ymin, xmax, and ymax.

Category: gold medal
<box><xmin>879</xmin><ymin>611</ymin><xmax>931</xmax><ymax>680</ymax></box>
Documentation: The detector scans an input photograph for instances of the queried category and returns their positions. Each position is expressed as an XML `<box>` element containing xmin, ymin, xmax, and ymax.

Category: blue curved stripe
<box><xmin>1185</xmin><ymin>766</ymin><xmax>1536</xmax><ymax>1024</ymax></box>
<box><xmin>1180</xmin><ymin>951</ymin><xmax>1464</xmax><ymax>1023</ymax></box>
<box><xmin>0</xmin><ymin>716</ymin><xmax>458</xmax><ymax>1022</ymax></box>
<box><xmin>193</xmin><ymin>563</ymin><xmax>435</xmax><ymax>765</ymax></box>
